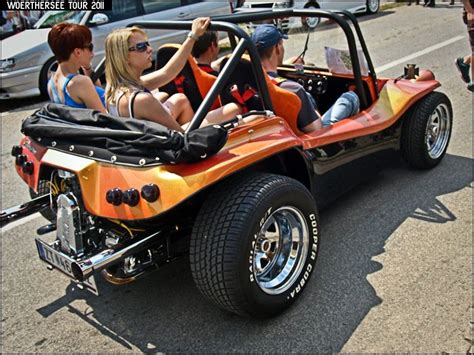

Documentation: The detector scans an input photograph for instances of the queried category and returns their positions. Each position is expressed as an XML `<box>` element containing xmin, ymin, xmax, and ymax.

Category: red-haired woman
<box><xmin>47</xmin><ymin>22</ymin><xmax>106</xmax><ymax>112</ymax></box>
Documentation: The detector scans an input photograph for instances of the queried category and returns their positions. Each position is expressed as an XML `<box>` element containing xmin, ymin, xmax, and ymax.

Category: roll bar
<box><xmin>212</xmin><ymin>9</ymin><xmax>373</xmax><ymax>108</ymax></box>
<box><xmin>93</xmin><ymin>9</ymin><xmax>376</xmax><ymax>132</ymax></box>
<box><xmin>335</xmin><ymin>10</ymin><xmax>378</xmax><ymax>95</ymax></box>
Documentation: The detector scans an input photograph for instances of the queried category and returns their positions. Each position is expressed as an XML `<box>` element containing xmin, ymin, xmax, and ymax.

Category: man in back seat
<box><xmin>192</xmin><ymin>30</ymin><xmax>220</xmax><ymax>76</ymax></box>
<box><xmin>251</xmin><ymin>24</ymin><xmax>360</xmax><ymax>133</ymax></box>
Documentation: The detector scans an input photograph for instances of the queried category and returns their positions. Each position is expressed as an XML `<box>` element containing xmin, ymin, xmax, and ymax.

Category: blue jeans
<box><xmin>321</xmin><ymin>91</ymin><xmax>360</xmax><ymax>127</ymax></box>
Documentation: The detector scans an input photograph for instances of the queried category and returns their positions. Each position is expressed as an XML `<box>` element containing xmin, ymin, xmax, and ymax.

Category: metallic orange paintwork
<box><xmin>37</xmin><ymin>116</ymin><xmax>301</xmax><ymax>220</ymax></box>
<box><xmin>300</xmin><ymin>78</ymin><xmax>440</xmax><ymax>148</ymax></box>
<box><xmin>16</xmin><ymin>78</ymin><xmax>440</xmax><ymax>221</ymax></box>
<box><xmin>15</xmin><ymin>138</ymin><xmax>48</xmax><ymax>193</ymax></box>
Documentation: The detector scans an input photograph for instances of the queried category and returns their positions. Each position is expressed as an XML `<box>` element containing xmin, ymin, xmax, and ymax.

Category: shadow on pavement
<box><xmin>36</xmin><ymin>152</ymin><xmax>472</xmax><ymax>352</ymax></box>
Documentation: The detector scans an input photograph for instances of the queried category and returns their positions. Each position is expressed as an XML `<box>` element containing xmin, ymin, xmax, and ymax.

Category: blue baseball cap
<box><xmin>251</xmin><ymin>24</ymin><xmax>288</xmax><ymax>51</ymax></box>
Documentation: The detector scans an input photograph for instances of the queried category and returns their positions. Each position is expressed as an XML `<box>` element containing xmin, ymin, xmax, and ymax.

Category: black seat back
<box><xmin>155</xmin><ymin>45</ymin><xmax>203</xmax><ymax>112</ymax></box>
<box><xmin>219</xmin><ymin>57</ymin><xmax>263</xmax><ymax>112</ymax></box>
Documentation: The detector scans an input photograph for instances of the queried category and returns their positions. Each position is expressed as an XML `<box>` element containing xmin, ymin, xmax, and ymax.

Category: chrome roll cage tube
<box><xmin>125</xmin><ymin>20</ymin><xmax>272</xmax><ymax>134</ymax></box>
<box><xmin>91</xmin><ymin>10</ymin><xmax>377</xmax><ymax>133</ymax></box>
<box><xmin>212</xmin><ymin>9</ymin><xmax>378</xmax><ymax>105</ymax></box>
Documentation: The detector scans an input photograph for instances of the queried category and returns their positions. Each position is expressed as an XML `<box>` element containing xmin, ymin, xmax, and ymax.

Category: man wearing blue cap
<box><xmin>251</xmin><ymin>24</ymin><xmax>360</xmax><ymax>133</ymax></box>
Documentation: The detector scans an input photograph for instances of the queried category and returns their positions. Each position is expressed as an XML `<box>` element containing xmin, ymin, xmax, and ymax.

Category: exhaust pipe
<box><xmin>71</xmin><ymin>231</ymin><xmax>161</xmax><ymax>281</ymax></box>
<box><xmin>1</xmin><ymin>194</ymin><xmax>50</xmax><ymax>228</ymax></box>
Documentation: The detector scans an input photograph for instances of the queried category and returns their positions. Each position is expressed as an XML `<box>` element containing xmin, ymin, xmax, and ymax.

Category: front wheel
<box><xmin>366</xmin><ymin>0</ymin><xmax>380</xmax><ymax>13</ymax></box>
<box><xmin>401</xmin><ymin>92</ymin><xmax>452</xmax><ymax>169</ymax></box>
<box><xmin>190</xmin><ymin>173</ymin><xmax>320</xmax><ymax>317</ymax></box>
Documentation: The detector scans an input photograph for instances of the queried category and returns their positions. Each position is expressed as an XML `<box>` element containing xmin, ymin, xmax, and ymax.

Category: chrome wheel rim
<box><xmin>302</xmin><ymin>14</ymin><xmax>320</xmax><ymax>29</ymax></box>
<box><xmin>368</xmin><ymin>0</ymin><xmax>379</xmax><ymax>12</ymax></box>
<box><xmin>425</xmin><ymin>103</ymin><xmax>451</xmax><ymax>159</ymax></box>
<box><xmin>252</xmin><ymin>206</ymin><xmax>309</xmax><ymax>295</ymax></box>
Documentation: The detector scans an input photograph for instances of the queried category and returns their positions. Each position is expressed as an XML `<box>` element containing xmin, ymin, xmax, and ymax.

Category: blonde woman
<box><xmin>105</xmin><ymin>18</ymin><xmax>241</xmax><ymax>132</ymax></box>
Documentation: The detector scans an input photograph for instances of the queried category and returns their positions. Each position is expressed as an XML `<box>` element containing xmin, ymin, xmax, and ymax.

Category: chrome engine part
<box><xmin>56</xmin><ymin>193</ymin><xmax>84</xmax><ymax>255</ymax></box>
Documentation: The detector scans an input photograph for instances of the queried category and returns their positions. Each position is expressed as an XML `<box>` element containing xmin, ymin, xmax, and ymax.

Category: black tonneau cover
<box><xmin>22</xmin><ymin>104</ymin><xmax>228</xmax><ymax>166</ymax></box>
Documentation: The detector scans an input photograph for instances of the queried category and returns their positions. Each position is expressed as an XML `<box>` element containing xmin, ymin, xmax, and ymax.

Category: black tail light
<box><xmin>15</xmin><ymin>154</ymin><xmax>27</xmax><ymax>166</ymax></box>
<box><xmin>141</xmin><ymin>184</ymin><xmax>160</xmax><ymax>202</ymax></box>
<box><xmin>11</xmin><ymin>145</ymin><xmax>22</xmax><ymax>157</ymax></box>
<box><xmin>106</xmin><ymin>188</ymin><xmax>123</xmax><ymax>206</ymax></box>
<box><xmin>22</xmin><ymin>161</ymin><xmax>34</xmax><ymax>175</ymax></box>
<box><xmin>122</xmin><ymin>189</ymin><xmax>140</xmax><ymax>207</ymax></box>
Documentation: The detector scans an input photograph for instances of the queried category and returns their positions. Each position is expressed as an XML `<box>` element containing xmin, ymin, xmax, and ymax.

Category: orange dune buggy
<box><xmin>1</xmin><ymin>10</ymin><xmax>452</xmax><ymax>317</ymax></box>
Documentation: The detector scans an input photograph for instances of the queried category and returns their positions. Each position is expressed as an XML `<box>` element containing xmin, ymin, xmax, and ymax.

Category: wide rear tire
<box><xmin>401</xmin><ymin>91</ymin><xmax>452</xmax><ymax>169</ymax></box>
<box><xmin>190</xmin><ymin>173</ymin><xmax>320</xmax><ymax>317</ymax></box>
<box><xmin>29</xmin><ymin>179</ymin><xmax>55</xmax><ymax>222</ymax></box>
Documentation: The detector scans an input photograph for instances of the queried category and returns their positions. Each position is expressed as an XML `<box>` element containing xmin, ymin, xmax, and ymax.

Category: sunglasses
<box><xmin>128</xmin><ymin>41</ymin><xmax>151</xmax><ymax>52</ymax></box>
<box><xmin>83</xmin><ymin>43</ymin><xmax>94</xmax><ymax>52</ymax></box>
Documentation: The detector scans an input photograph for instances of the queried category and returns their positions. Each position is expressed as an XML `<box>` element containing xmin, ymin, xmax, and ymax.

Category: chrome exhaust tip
<box><xmin>71</xmin><ymin>231</ymin><xmax>161</xmax><ymax>281</ymax></box>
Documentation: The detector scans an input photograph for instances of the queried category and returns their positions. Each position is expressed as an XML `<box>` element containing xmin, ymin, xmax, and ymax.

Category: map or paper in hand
<box><xmin>324</xmin><ymin>47</ymin><xmax>369</xmax><ymax>76</ymax></box>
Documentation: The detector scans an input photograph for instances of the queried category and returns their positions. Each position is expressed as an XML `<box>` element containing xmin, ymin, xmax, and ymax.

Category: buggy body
<box><xmin>2</xmin><ymin>10</ymin><xmax>452</xmax><ymax>317</ymax></box>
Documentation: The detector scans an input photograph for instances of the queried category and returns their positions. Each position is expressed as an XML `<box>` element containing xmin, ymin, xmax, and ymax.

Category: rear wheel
<box><xmin>190</xmin><ymin>173</ymin><xmax>320</xmax><ymax>317</ymax></box>
<box><xmin>29</xmin><ymin>179</ymin><xmax>55</xmax><ymax>222</ymax></box>
<box><xmin>401</xmin><ymin>92</ymin><xmax>452</xmax><ymax>169</ymax></box>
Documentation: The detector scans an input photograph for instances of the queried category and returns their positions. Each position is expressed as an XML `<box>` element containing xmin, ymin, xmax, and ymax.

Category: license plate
<box><xmin>35</xmin><ymin>238</ymin><xmax>97</xmax><ymax>294</ymax></box>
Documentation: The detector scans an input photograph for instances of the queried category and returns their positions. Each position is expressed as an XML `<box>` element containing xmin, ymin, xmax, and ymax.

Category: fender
<box><xmin>301</xmin><ymin>78</ymin><xmax>441</xmax><ymax>149</ymax></box>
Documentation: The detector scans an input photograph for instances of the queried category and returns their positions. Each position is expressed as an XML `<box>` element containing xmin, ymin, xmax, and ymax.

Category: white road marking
<box><xmin>1</xmin><ymin>212</ymin><xmax>42</xmax><ymax>233</ymax></box>
<box><xmin>375</xmin><ymin>35</ymin><xmax>465</xmax><ymax>73</ymax></box>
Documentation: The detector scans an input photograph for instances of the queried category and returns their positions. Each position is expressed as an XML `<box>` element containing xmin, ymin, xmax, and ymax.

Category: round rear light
<box><xmin>106</xmin><ymin>188</ymin><xmax>123</xmax><ymax>206</ymax></box>
<box><xmin>122</xmin><ymin>189</ymin><xmax>140</xmax><ymax>207</ymax></box>
<box><xmin>11</xmin><ymin>145</ymin><xmax>22</xmax><ymax>157</ymax></box>
<box><xmin>16</xmin><ymin>154</ymin><xmax>27</xmax><ymax>166</ymax></box>
<box><xmin>22</xmin><ymin>161</ymin><xmax>34</xmax><ymax>175</ymax></box>
<box><xmin>141</xmin><ymin>184</ymin><xmax>160</xmax><ymax>202</ymax></box>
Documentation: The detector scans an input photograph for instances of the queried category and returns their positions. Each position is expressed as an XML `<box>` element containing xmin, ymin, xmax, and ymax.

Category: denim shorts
<box><xmin>321</xmin><ymin>91</ymin><xmax>360</xmax><ymax>127</ymax></box>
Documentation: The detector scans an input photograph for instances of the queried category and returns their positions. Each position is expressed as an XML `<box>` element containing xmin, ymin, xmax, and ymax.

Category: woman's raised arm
<box><xmin>141</xmin><ymin>17</ymin><xmax>210</xmax><ymax>90</ymax></box>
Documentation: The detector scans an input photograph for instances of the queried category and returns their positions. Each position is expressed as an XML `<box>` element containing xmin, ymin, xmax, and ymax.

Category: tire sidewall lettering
<box><xmin>247</xmin><ymin>205</ymin><xmax>319</xmax><ymax>303</ymax></box>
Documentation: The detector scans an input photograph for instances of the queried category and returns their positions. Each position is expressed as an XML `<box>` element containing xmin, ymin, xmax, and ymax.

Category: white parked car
<box><xmin>0</xmin><ymin>0</ymin><xmax>233</xmax><ymax>100</ymax></box>
<box><xmin>236</xmin><ymin>0</ymin><xmax>380</xmax><ymax>30</ymax></box>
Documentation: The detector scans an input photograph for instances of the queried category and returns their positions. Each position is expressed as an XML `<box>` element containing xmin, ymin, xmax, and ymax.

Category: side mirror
<box><xmin>89</xmin><ymin>13</ymin><xmax>109</xmax><ymax>26</ymax></box>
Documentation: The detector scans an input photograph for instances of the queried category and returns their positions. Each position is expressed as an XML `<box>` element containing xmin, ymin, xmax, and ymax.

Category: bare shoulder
<box><xmin>69</xmin><ymin>74</ymin><xmax>95</xmax><ymax>89</ymax></box>
<box><xmin>132</xmin><ymin>91</ymin><xmax>168</xmax><ymax>118</ymax></box>
<box><xmin>118</xmin><ymin>91</ymin><xmax>156</xmax><ymax>117</ymax></box>
<box><xmin>133</xmin><ymin>91</ymin><xmax>155</xmax><ymax>104</ymax></box>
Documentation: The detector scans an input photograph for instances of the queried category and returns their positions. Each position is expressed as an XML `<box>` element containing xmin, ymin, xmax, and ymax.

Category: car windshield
<box><xmin>34</xmin><ymin>11</ymin><xmax>87</xmax><ymax>29</ymax></box>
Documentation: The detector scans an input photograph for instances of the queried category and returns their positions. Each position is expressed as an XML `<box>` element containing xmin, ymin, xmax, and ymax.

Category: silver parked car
<box><xmin>237</xmin><ymin>0</ymin><xmax>380</xmax><ymax>30</ymax></box>
<box><xmin>0</xmin><ymin>0</ymin><xmax>233</xmax><ymax>100</ymax></box>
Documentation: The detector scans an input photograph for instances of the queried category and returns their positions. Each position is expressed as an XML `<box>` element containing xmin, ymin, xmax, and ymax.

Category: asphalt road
<box><xmin>1</xmin><ymin>4</ymin><xmax>472</xmax><ymax>353</ymax></box>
